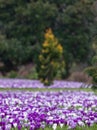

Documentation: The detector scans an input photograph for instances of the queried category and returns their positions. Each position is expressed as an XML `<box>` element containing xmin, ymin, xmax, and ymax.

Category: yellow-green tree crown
<box><xmin>38</xmin><ymin>28</ymin><xmax>65</xmax><ymax>86</ymax></box>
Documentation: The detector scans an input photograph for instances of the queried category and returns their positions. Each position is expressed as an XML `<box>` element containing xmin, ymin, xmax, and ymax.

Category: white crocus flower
<box><xmin>5</xmin><ymin>124</ymin><xmax>11</xmax><ymax>130</ymax></box>
<box><xmin>60</xmin><ymin>123</ymin><xmax>64</xmax><ymax>128</ymax></box>
<box><xmin>9</xmin><ymin>118</ymin><xmax>14</xmax><ymax>123</ymax></box>
<box><xmin>52</xmin><ymin>123</ymin><xmax>57</xmax><ymax>130</ymax></box>
<box><xmin>78</xmin><ymin>121</ymin><xmax>85</xmax><ymax>126</ymax></box>
<box><xmin>13</xmin><ymin>123</ymin><xmax>17</xmax><ymax>128</ymax></box>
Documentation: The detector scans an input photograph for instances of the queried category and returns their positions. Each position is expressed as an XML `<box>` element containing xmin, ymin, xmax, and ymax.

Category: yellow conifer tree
<box><xmin>38</xmin><ymin>28</ymin><xmax>65</xmax><ymax>86</ymax></box>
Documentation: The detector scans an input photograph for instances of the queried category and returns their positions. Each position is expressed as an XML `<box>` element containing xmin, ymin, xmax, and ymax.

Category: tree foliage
<box><xmin>85</xmin><ymin>40</ymin><xmax>97</xmax><ymax>88</ymax></box>
<box><xmin>0</xmin><ymin>0</ymin><xmax>97</xmax><ymax>76</ymax></box>
<box><xmin>38</xmin><ymin>28</ymin><xmax>64</xmax><ymax>85</ymax></box>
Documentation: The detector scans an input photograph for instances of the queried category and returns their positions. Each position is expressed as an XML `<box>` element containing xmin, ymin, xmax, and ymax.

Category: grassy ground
<box><xmin>10</xmin><ymin>124</ymin><xmax>97</xmax><ymax>130</ymax></box>
<box><xmin>40</xmin><ymin>125</ymin><xmax>97</xmax><ymax>130</ymax></box>
<box><xmin>0</xmin><ymin>87</ymin><xmax>94</xmax><ymax>91</ymax></box>
<box><xmin>0</xmin><ymin>87</ymin><xmax>97</xmax><ymax>95</ymax></box>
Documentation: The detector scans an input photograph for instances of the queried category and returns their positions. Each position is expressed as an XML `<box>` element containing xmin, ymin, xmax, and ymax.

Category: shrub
<box><xmin>68</xmin><ymin>72</ymin><xmax>92</xmax><ymax>84</ymax></box>
<box><xmin>85</xmin><ymin>66</ymin><xmax>97</xmax><ymax>89</ymax></box>
<box><xmin>7</xmin><ymin>71</ymin><xmax>18</xmax><ymax>78</ymax></box>
<box><xmin>37</xmin><ymin>28</ymin><xmax>65</xmax><ymax>85</ymax></box>
<box><xmin>25</xmin><ymin>67</ymin><xmax>38</xmax><ymax>79</ymax></box>
<box><xmin>84</xmin><ymin>53</ymin><xmax>97</xmax><ymax>89</ymax></box>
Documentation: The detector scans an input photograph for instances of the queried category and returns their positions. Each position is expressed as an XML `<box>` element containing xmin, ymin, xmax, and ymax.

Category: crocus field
<box><xmin>0</xmin><ymin>79</ymin><xmax>97</xmax><ymax>130</ymax></box>
<box><xmin>0</xmin><ymin>79</ymin><xmax>91</xmax><ymax>89</ymax></box>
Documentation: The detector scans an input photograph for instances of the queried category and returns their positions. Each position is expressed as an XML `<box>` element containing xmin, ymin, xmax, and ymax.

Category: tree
<box><xmin>85</xmin><ymin>40</ymin><xmax>97</xmax><ymax>89</ymax></box>
<box><xmin>54</xmin><ymin>0</ymin><xmax>97</xmax><ymax>76</ymax></box>
<box><xmin>0</xmin><ymin>0</ymin><xmax>58</xmax><ymax>69</ymax></box>
<box><xmin>37</xmin><ymin>28</ymin><xmax>65</xmax><ymax>85</ymax></box>
<box><xmin>0</xmin><ymin>0</ymin><xmax>97</xmax><ymax>76</ymax></box>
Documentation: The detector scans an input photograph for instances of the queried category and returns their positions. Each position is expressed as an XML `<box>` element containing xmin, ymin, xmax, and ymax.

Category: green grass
<box><xmin>0</xmin><ymin>87</ymin><xmax>93</xmax><ymax>91</ymax></box>
<box><xmin>0</xmin><ymin>87</ymin><xmax>97</xmax><ymax>95</ymax></box>
<box><xmin>10</xmin><ymin>124</ymin><xmax>97</xmax><ymax>130</ymax></box>
<box><xmin>41</xmin><ymin>124</ymin><xmax>97</xmax><ymax>130</ymax></box>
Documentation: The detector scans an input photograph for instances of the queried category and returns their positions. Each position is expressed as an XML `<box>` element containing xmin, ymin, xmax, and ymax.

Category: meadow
<box><xmin>0</xmin><ymin>79</ymin><xmax>97</xmax><ymax>130</ymax></box>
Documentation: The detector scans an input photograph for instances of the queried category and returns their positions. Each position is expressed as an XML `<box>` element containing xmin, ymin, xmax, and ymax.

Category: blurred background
<box><xmin>0</xmin><ymin>0</ymin><xmax>97</xmax><ymax>84</ymax></box>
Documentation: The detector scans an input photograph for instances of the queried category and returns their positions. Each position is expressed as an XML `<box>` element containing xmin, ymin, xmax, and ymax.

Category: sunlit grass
<box><xmin>40</xmin><ymin>124</ymin><xmax>97</xmax><ymax>130</ymax></box>
<box><xmin>0</xmin><ymin>87</ymin><xmax>97</xmax><ymax>95</ymax></box>
<box><xmin>10</xmin><ymin>124</ymin><xmax>97</xmax><ymax>130</ymax></box>
<box><xmin>0</xmin><ymin>87</ymin><xmax>93</xmax><ymax>91</ymax></box>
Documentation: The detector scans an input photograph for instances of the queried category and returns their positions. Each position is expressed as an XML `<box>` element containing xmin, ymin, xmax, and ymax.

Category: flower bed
<box><xmin>0</xmin><ymin>91</ymin><xmax>97</xmax><ymax>129</ymax></box>
<box><xmin>0</xmin><ymin>79</ymin><xmax>91</xmax><ymax>88</ymax></box>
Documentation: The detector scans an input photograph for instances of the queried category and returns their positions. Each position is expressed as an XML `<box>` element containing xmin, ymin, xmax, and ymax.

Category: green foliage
<box><xmin>37</xmin><ymin>28</ymin><xmax>65</xmax><ymax>85</ymax></box>
<box><xmin>0</xmin><ymin>36</ymin><xmax>33</xmax><ymax>69</ymax></box>
<box><xmin>7</xmin><ymin>70</ymin><xmax>18</xmax><ymax>78</ymax></box>
<box><xmin>92</xmin><ymin>37</ymin><xmax>97</xmax><ymax>66</ymax></box>
<box><xmin>58</xmin><ymin>0</ymin><xmax>95</xmax><ymax>62</ymax></box>
<box><xmin>85</xmin><ymin>36</ymin><xmax>97</xmax><ymax>89</ymax></box>
<box><xmin>54</xmin><ymin>0</ymin><xmax>96</xmax><ymax>77</ymax></box>
<box><xmin>0</xmin><ymin>0</ymin><xmax>97</xmax><ymax>76</ymax></box>
<box><xmin>25</xmin><ymin>67</ymin><xmax>38</xmax><ymax>79</ymax></box>
<box><xmin>85</xmin><ymin>66</ymin><xmax>97</xmax><ymax>88</ymax></box>
<box><xmin>92</xmin><ymin>55</ymin><xmax>97</xmax><ymax>65</ymax></box>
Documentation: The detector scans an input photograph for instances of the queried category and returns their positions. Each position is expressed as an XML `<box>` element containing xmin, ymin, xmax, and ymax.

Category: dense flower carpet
<box><xmin>0</xmin><ymin>79</ymin><xmax>96</xmax><ymax>130</ymax></box>
<box><xmin>0</xmin><ymin>79</ymin><xmax>91</xmax><ymax>88</ymax></box>
<box><xmin>0</xmin><ymin>91</ymin><xmax>97</xmax><ymax>129</ymax></box>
